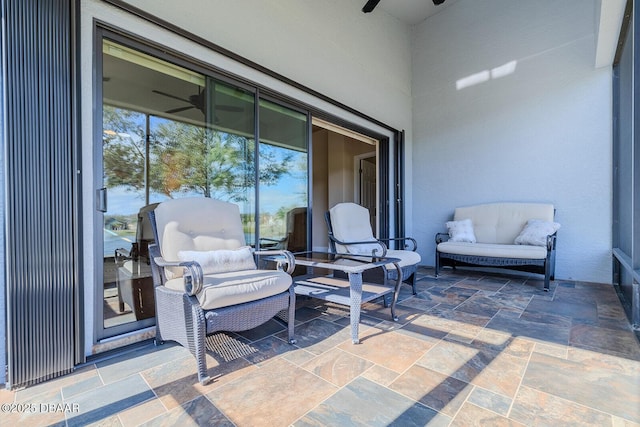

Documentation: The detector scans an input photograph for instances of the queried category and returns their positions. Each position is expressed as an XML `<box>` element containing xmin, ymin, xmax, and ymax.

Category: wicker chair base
<box><xmin>154</xmin><ymin>285</ymin><xmax>296</xmax><ymax>385</ymax></box>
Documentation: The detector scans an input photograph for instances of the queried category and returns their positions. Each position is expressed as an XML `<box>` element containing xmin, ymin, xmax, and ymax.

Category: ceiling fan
<box><xmin>152</xmin><ymin>88</ymin><xmax>244</xmax><ymax>115</ymax></box>
<box><xmin>362</xmin><ymin>0</ymin><xmax>445</xmax><ymax>13</ymax></box>
<box><xmin>361</xmin><ymin>0</ymin><xmax>380</xmax><ymax>13</ymax></box>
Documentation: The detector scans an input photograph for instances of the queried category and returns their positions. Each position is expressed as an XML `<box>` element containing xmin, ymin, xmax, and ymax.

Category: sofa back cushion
<box><xmin>453</xmin><ymin>203</ymin><xmax>554</xmax><ymax>244</ymax></box>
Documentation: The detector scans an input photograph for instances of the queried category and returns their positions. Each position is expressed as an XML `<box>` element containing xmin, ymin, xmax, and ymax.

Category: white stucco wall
<box><xmin>80</xmin><ymin>0</ymin><xmax>413</xmax><ymax>353</ymax></box>
<box><xmin>411</xmin><ymin>0</ymin><xmax>613</xmax><ymax>283</ymax></box>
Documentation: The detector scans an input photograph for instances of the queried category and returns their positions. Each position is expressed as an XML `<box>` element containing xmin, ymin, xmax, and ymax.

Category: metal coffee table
<box><xmin>292</xmin><ymin>251</ymin><xmax>403</xmax><ymax>344</ymax></box>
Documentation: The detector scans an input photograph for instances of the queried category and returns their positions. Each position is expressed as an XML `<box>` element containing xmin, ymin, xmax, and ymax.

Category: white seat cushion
<box><xmin>385</xmin><ymin>249</ymin><xmax>422</xmax><ymax>269</ymax></box>
<box><xmin>165</xmin><ymin>269</ymin><xmax>292</xmax><ymax>310</ymax></box>
<box><xmin>437</xmin><ymin>241</ymin><xmax>547</xmax><ymax>259</ymax></box>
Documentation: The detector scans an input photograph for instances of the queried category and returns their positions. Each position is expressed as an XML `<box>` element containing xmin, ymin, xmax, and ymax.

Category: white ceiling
<box><xmin>375</xmin><ymin>0</ymin><xmax>459</xmax><ymax>26</ymax></box>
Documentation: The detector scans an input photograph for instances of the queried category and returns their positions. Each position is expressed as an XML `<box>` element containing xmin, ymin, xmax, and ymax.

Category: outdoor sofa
<box><xmin>435</xmin><ymin>202</ymin><xmax>559</xmax><ymax>290</ymax></box>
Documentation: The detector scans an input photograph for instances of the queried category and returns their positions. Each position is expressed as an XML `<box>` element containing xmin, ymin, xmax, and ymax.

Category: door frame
<box><xmin>354</xmin><ymin>151</ymin><xmax>378</xmax><ymax>233</ymax></box>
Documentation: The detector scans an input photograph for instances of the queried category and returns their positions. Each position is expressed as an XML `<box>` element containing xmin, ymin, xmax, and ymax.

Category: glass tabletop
<box><xmin>292</xmin><ymin>251</ymin><xmax>400</xmax><ymax>273</ymax></box>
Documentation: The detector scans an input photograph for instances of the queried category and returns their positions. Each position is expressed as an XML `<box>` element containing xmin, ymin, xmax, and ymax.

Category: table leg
<box><xmin>347</xmin><ymin>271</ymin><xmax>363</xmax><ymax>344</ymax></box>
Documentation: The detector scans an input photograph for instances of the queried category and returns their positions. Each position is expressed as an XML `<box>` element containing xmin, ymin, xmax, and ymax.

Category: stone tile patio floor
<box><xmin>2</xmin><ymin>267</ymin><xmax>639</xmax><ymax>426</ymax></box>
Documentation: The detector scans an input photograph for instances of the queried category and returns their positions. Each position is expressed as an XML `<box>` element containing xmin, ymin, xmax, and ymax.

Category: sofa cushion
<box><xmin>454</xmin><ymin>203</ymin><xmax>554</xmax><ymax>244</ymax></box>
<box><xmin>177</xmin><ymin>247</ymin><xmax>257</xmax><ymax>274</ymax></box>
<box><xmin>446</xmin><ymin>218</ymin><xmax>477</xmax><ymax>243</ymax></box>
<box><xmin>164</xmin><ymin>269</ymin><xmax>292</xmax><ymax>310</ymax></box>
<box><xmin>437</xmin><ymin>241</ymin><xmax>547</xmax><ymax>259</ymax></box>
<box><xmin>514</xmin><ymin>220</ymin><xmax>561</xmax><ymax>247</ymax></box>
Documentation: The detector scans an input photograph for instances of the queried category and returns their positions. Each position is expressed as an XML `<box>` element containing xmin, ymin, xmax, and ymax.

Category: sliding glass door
<box><xmin>98</xmin><ymin>35</ymin><xmax>308</xmax><ymax>338</ymax></box>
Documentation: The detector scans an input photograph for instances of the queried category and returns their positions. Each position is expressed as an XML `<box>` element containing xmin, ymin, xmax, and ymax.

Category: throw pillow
<box><xmin>446</xmin><ymin>218</ymin><xmax>477</xmax><ymax>243</ymax></box>
<box><xmin>514</xmin><ymin>219</ymin><xmax>561</xmax><ymax>247</ymax></box>
<box><xmin>177</xmin><ymin>246</ymin><xmax>257</xmax><ymax>274</ymax></box>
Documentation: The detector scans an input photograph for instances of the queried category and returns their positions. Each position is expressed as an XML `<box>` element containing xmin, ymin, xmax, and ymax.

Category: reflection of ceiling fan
<box><xmin>152</xmin><ymin>89</ymin><xmax>244</xmax><ymax>115</ymax></box>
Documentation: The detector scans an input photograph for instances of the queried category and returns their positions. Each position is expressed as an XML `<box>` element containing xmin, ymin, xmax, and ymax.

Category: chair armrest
<box><xmin>259</xmin><ymin>237</ymin><xmax>287</xmax><ymax>250</ymax></box>
<box><xmin>328</xmin><ymin>234</ymin><xmax>388</xmax><ymax>257</ymax></box>
<box><xmin>152</xmin><ymin>256</ymin><xmax>204</xmax><ymax>296</ymax></box>
<box><xmin>253</xmin><ymin>250</ymin><xmax>295</xmax><ymax>275</ymax></box>
<box><xmin>546</xmin><ymin>232</ymin><xmax>557</xmax><ymax>251</ymax></box>
<box><xmin>380</xmin><ymin>237</ymin><xmax>418</xmax><ymax>251</ymax></box>
<box><xmin>435</xmin><ymin>233</ymin><xmax>449</xmax><ymax>244</ymax></box>
<box><xmin>114</xmin><ymin>248</ymin><xmax>131</xmax><ymax>266</ymax></box>
<box><xmin>259</xmin><ymin>237</ymin><xmax>286</xmax><ymax>244</ymax></box>
<box><xmin>115</xmin><ymin>247</ymin><xmax>130</xmax><ymax>258</ymax></box>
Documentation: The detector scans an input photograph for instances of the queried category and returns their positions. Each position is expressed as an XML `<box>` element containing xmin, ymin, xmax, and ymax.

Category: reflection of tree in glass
<box><xmin>103</xmin><ymin>106</ymin><xmax>293</xmax><ymax>201</ymax></box>
<box><xmin>103</xmin><ymin>106</ymin><xmax>146</xmax><ymax>190</ymax></box>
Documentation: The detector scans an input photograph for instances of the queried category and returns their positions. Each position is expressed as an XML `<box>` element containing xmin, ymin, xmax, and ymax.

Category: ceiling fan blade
<box><xmin>153</xmin><ymin>90</ymin><xmax>191</xmax><ymax>104</ymax></box>
<box><xmin>216</xmin><ymin>105</ymin><xmax>243</xmax><ymax>112</ymax></box>
<box><xmin>155</xmin><ymin>87</ymin><xmax>242</xmax><ymax>115</ymax></box>
<box><xmin>362</xmin><ymin>0</ymin><xmax>381</xmax><ymax>13</ymax></box>
<box><xmin>166</xmin><ymin>105</ymin><xmax>194</xmax><ymax>114</ymax></box>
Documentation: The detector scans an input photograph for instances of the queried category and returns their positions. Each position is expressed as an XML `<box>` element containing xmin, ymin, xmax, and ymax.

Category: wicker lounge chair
<box><xmin>148</xmin><ymin>197</ymin><xmax>296</xmax><ymax>384</ymax></box>
<box><xmin>114</xmin><ymin>203</ymin><xmax>158</xmax><ymax>320</ymax></box>
<box><xmin>259</xmin><ymin>207</ymin><xmax>307</xmax><ymax>252</ymax></box>
<box><xmin>326</xmin><ymin>202</ymin><xmax>421</xmax><ymax>294</ymax></box>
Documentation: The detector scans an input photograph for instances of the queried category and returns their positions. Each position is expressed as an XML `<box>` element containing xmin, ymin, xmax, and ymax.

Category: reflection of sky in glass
<box><xmin>259</xmin><ymin>144</ymin><xmax>307</xmax><ymax>213</ymax></box>
<box><xmin>106</xmin><ymin>186</ymin><xmax>173</xmax><ymax>215</ymax></box>
<box><xmin>108</xmin><ymin>167</ymin><xmax>305</xmax><ymax>216</ymax></box>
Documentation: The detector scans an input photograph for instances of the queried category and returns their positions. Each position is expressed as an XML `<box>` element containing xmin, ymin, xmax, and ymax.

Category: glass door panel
<box><xmin>258</xmin><ymin>99</ymin><xmax>309</xmax><ymax>251</ymax></box>
<box><xmin>100</xmin><ymin>38</ymin><xmax>256</xmax><ymax>337</ymax></box>
<box><xmin>102</xmin><ymin>107</ymin><xmax>158</xmax><ymax>331</ymax></box>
